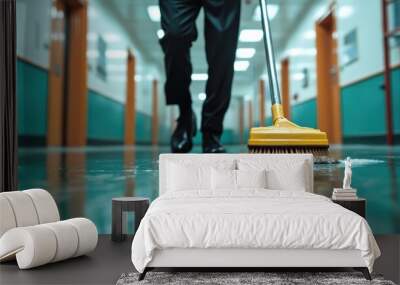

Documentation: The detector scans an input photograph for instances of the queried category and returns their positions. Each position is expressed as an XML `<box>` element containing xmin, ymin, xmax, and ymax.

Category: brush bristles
<box><xmin>248</xmin><ymin>146</ymin><xmax>329</xmax><ymax>156</ymax></box>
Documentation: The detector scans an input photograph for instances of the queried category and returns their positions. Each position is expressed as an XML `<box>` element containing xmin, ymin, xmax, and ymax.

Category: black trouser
<box><xmin>159</xmin><ymin>0</ymin><xmax>241</xmax><ymax>136</ymax></box>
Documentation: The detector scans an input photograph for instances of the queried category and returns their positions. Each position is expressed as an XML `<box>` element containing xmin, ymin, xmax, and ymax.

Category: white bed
<box><xmin>131</xmin><ymin>154</ymin><xmax>380</xmax><ymax>280</ymax></box>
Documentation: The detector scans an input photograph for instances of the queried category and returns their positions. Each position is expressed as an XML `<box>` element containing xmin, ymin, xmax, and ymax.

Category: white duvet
<box><xmin>131</xmin><ymin>190</ymin><xmax>380</xmax><ymax>273</ymax></box>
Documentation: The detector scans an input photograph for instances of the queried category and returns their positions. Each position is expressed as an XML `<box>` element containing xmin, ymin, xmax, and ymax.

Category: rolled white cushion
<box><xmin>23</xmin><ymin>189</ymin><xmax>60</xmax><ymax>223</ymax></box>
<box><xmin>42</xmin><ymin>221</ymin><xmax>79</xmax><ymax>262</ymax></box>
<box><xmin>0</xmin><ymin>196</ymin><xmax>17</xmax><ymax>237</ymax></box>
<box><xmin>0</xmin><ymin>226</ymin><xmax>57</xmax><ymax>269</ymax></box>
<box><xmin>0</xmin><ymin>191</ymin><xmax>39</xmax><ymax>227</ymax></box>
<box><xmin>0</xmin><ymin>218</ymin><xmax>98</xmax><ymax>269</ymax></box>
<box><xmin>65</xmin><ymin>218</ymin><xmax>98</xmax><ymax>257</ymax></box>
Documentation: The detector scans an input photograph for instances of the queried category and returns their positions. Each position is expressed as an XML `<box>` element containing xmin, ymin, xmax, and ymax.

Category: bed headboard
<box><xmin>159</xmin><ymin>154</ymin><xmax>314</xmax><ymax>196</ymax></box>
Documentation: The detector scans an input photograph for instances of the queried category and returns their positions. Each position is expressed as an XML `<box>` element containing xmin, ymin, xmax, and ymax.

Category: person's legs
<box><xmin>159</xmin><ymin>0</ymin><xmax>200</xmax><ymax>108</ymax></box>
<box><xmin>201</xmin><ymin>0</ymin><xmax>241</xmax><ymax>152</ymax></box>
<box><xmin>159</xmin><ymin>0</ymin><xmax>201</xmax><ymax>152</ymax></box>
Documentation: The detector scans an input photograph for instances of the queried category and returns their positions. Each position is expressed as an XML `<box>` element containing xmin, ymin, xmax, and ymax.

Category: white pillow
<box><xmin>167</xmin><ymin>162</ymin><xmax>211</xmax><ymax>191</ymax></box>
<box><xmin>265</xmin><ymin>163</ymin><xmax>307</xmax><ymax>191</ymax></box>
<box><xmin>211</xmin><ymin>168</ymin><xmax>236</xmax><ymax>190</ymax></box>
<box><xmin>237</xmin><ymin>158</ymin><xmax>310</xmax><ymax>192</ymax></box>
<box><xmin>236</xmin><ymin>169</ymin><xmax>267</xmax><ymax>189</ymax></box>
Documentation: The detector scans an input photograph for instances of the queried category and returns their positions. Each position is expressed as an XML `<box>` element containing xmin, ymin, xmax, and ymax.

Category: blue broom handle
<box><xmin>259</xmin><ymin>0</ymin><xmax>281</xmax><ymax>105</ymax></box>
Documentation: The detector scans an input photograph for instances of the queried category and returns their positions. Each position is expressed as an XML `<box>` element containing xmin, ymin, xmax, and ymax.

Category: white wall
<box><xmin>275</xmin><ymin>0</ymin><xmax>399</xmax><ymax>105</ymax></box>
<box><xmin>276</xmin><ymin>2</ymin><xmax>330</xmax><ymax>105</ymax></box>
<box><xmin>336</xmin><ymin>0</ymin><xmax>399</xmax><ymax>86</ymax></box>
<box><xmin>16</xmin><ymin>0</ymin><xmax>52</xmax><ymax>68</ymax></box>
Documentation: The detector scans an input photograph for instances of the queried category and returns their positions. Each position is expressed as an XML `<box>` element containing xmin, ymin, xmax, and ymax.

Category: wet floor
<box><xmin>18</xmin><ymin>145</ymin><xmax>400</xmax><ymax>234</ymax></box>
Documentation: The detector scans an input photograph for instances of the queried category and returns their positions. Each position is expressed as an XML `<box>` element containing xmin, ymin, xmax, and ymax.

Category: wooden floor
<box><xmin>0</xmin><ymin>235</ymin><xmax>399</xmax><ymax>285</ymax></box>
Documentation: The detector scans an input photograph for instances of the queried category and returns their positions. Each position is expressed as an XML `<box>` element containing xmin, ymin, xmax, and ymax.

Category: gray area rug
<box><xmin>117</xmin><ymin>272</ymin><xmax>396</xmax><ymax>285</ymax></box>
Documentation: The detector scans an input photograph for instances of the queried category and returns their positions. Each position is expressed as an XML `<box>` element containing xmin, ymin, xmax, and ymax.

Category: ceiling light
<box><xmin>191</xmin><ymin>73</ymin><xmax>208</xmax><ymax>81</ymax></box>
<box><xmin>292</xmin><ymin>72</ymin><xmax>305</xmax><ymax>81</ymax></box>
<box><xmin>236</xmin><ymin>48</ymin><xmax>256</xmax><ymax>59</ymax></box>
<box><xmin>234</xmin><ymin>60</ymin><xmax>250</xmax><ymax>71</ymax></box>
<box><xmin>198</xmin><ymin>93</ymin><xmax>206</xmax><ymax>101</ymax></box>
<box><xmin>239</xmin><ymin>29</ymin><xmax>263</xmax><ymax>42</ymax></box>
<box><xmin>253</xmin><ymin>4</ymin><xmax>280</xmax><ymax>21</ymax></box>
<box><xmin>157</xmin><ymin>29</ymin><xmax>165</xmax><ymax>39</ymax></box>
<box><xmin>304</xmin><ymin>30</ymin><xmax>316</xmax><ymax>40</ymax></box>
<box><xmin>106</xmin><ymin>50</ymin><xmax>128</xmax><ymax>59</ymax></box>
<box><xmin>338</xmin><ymin>5</ymin><xmax>354</xmax><ymax>18</ymax></box>
<box><xmin>287</xmin><ymin>48</ymin><xmax>316</xmax><ymax>57</ymax></box>
<box><xmin>147</xmin><ymin>5</ymin><xmax>161</xmax><ymax>22</ymax></box>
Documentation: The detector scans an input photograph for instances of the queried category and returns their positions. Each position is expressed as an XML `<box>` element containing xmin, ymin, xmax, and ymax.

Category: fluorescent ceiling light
<box><xmin>147</xmin><ymin>5</ymin><xmax>161</xmax><ymax>22</ymax></box>
<box><xmin>198</xmin><ymin>93</ymin><xmax>206</xmax><ymax>101</ymax></box>
<box><xmin>239</xmin><ymin>29</ymin><xmax>263</xmax><ymax>42</ymax></box>
<box><xmin>287</xmin><ymin>48</ymin><xmax>316</xmax><ymax>57</ymax></box>
<box><xmin>236</xmin><ymin>48</ymin><xmax>256</xmax><ymax>59</ymax></box>
<box><xmin>253</xmin><ymin>4</ymin><xmax>279</xmax><ymax>21</ymax></box>
<box><xmin>157</xmin><ymin>29</ymin><xmax>165</xmax><ymax>39</ymax></box>
<box><xmin>234</xmin><ymin>60</ymin><xmax>250</xmax><ymax>71</ymax></box>
<box><xmin>304</xmin><ymin>30</ymin><xmax>316</xmax><ymax>40</ymax></box>
<box><xmin>191</xmin><ymin>73</ymin><xmax>208</xmax><ymax>81</ymax></box>
<box><xmin>338</xmin><ymin>5</ymin><xmax>354</xmax><ymax>18</ymax></box>
<box><xmin>292</xmin><ymin>72</ymin><xmax>305</xmax><ymax>81</ymax></box>
<box><xmin>106</xmin><ymin>50</ymin><xmax>128</xmax><ymax>59</ymax></box>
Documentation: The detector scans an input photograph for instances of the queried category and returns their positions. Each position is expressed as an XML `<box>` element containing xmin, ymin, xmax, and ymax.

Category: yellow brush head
<box><xmin>248</xmin><ymin>104</ymin><xmax>329</xmax><ymax>154</ymax></box>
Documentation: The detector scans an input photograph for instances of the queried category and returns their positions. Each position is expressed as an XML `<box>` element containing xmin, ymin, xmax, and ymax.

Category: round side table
<box><xmin>112</xmin><ymin>197</ymin><xmax>149</xmax><ymax>242</ymax></box>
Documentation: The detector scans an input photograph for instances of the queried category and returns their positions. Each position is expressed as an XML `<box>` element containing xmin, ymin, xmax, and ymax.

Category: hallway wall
<box><xmin>277</xmin><ymin>0</ymin><xmax>400</xmax><ymax>143</ymax></box>
<box><xmin>15</xmin><ymin>0</ymin><xmax>169</xmax><ymax>147</ymax></box>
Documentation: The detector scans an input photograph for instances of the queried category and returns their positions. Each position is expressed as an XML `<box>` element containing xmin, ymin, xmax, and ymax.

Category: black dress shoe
<box><xmin>171</xmin><ymin>112</ymin><xmax>197</xmax><ymax>153</ymax></box>
<box><xmin>202</xmin><ymin>132</ymin><xmax>226</xmax><ymax>153</ymax></box>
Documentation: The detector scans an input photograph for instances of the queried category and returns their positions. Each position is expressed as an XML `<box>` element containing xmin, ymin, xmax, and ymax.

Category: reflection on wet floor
<box><xmin>18</xmin><ymin>145</ymin><xmax>400</xmax><ymax>234</ymax></box>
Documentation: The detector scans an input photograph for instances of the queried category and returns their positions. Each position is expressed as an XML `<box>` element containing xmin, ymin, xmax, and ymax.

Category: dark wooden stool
<box><xmin>112</xmin><ymin>197</ymin><xmax>149</xmax><ymax>242</ymax></box>
<box><xmin>332</xmin><ymin>198</ymin><xmax>366</xmax><ymax>218</ymax></box>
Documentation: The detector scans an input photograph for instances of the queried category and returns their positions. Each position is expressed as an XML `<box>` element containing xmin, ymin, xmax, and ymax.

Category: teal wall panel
<box><xmin>341</xmin><ymin>67</ymin><xmax>400</xmax><ymax>139</ymax></box>
<box><xmin>341</xmin><ymin>73</ymin><xmax>386</xmax><ymax>137</ymax></box>
<box><xmin>135</xmin><ymin>112</ymin><xmax>152</xmax><ymax>144</ymax></box>
<box><xmin>291</xmin><ymin>99</ymin><xmax>317</xmax><ymax>129</ymax></box>
<box><xmin>88</xmin><ymin>90</ymin><xmax>124</xmax><ymax>142</ymax></box>
<box><xmin>391</xmin><ymin>68</ymin><xmax>400</xmax><ymax>134</ymax></box>
<box><xmin>17</xmin><ymin>59</ymin><xmax>48</xmax><ymax>136</ymax></box>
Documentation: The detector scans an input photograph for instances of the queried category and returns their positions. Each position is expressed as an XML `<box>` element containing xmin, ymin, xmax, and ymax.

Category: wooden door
<box><xmin>47</xmin><ymin>0</ymin><xmax>66</xmax><ymax>146</ymax></box>
<box><xmin>65</xmin><ymin>0</ymin><xmax>88</xmax><ymax>146</ymax></box>
<box><xmin>316</xmin><ymin>12</ymin><xmax>342</xmax><ymax>144</ymax></box>
<box><xmin>281</xmin><ymin>58</ymin><xmax>291</xmax><ymax>119</ymax></box>
<box><xmin>124</xmin><ymin>51</ymin><xmax>136</xmax><ymax>145</ymax></box>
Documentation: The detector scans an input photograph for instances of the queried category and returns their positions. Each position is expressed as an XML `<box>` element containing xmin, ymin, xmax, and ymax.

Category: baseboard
<box><xmin>18</xmin><ymin>135</ymin><xmax>46</xmax><ymax>147</ymax></box>
<box><xmin>343</xmin><ymin>134</ymin><xmax>400</xmax><ymax>144</ymax></box>
<box><xmin>87</xmin><ymin>139</ymin><xmax>123</xmax><ymax>146</ymax></box>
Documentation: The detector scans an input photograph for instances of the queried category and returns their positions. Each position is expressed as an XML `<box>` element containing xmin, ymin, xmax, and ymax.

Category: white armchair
<box><xmin>0</xmin><ymin>189</ymin><xmax>98</xmax><ymax>269</ymax></box>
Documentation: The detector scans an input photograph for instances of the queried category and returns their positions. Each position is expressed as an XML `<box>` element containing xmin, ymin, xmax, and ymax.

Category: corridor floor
<box><xmin>18</xmin><ymin>144</ymin><xmax>400</xmax><ymax>235</ymax></box>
